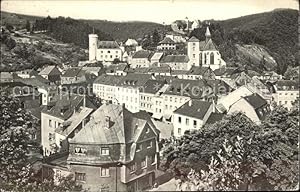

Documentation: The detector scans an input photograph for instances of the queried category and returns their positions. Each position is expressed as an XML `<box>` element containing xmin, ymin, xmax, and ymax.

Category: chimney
<box><xmin>188</xmin><ymin>99</ymin><xmax>192</xmax><ymax>107</ymax></box>
<box><xmin>212</xmin><ymin>99</ymin><xmax>215</xmax><ymax>113</ymax></box>
<box><xmin>83</xmin><ymin>94</ymin><xmax>86</xmax><ymax>107</ymax></box>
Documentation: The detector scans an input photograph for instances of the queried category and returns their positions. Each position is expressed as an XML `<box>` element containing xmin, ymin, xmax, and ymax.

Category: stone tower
<box><xmin>89</xmin><ymin>33</ymin><xmax>98</xmax><ymax>61</ymax></box>
<box><xmin>187</xmin><ymin>36</ymin><xmax>200</xmax><ymax>67</ymax></box>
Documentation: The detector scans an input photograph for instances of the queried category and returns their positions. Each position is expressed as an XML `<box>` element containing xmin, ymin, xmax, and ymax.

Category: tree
<box><xmin>25</xmin><ymin>20</ymin><xmax>31</xmax><ymax>32</ymax></box>
<box><xmin>161</xmin><ymin>109</ymin><xmax>299</xmax><ymax>191</ymax></box>
<box><xmin>0</xmin><ymin>93</ymin><xmax>85</xmax><ymax>191</ymax></box>
<box><xmin>152</xmin><ymin>29</ymin><xmax>160</xmax><ymax>46</ymax></box>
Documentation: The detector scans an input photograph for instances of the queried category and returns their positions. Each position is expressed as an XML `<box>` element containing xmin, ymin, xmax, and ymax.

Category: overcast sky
<box><xmin>1</xmin><ymin>0</ymin><xmax>298</xmax><ymax>24</ymax></box>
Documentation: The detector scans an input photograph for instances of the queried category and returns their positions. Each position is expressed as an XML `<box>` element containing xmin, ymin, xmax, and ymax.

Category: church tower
<box><xmin>187</xmin><ymin>36</ymin><xmax>200</xmax><ymax>67</ymax></box>
<box><xmin>89</xmin><ymin>32</ymin><xmax>98</xmax><ymax>62</ymax></box>
<box><xmin>205</xmin><ymin>26</ymin><xmax>211</xmax><ymax>42</ymax></box>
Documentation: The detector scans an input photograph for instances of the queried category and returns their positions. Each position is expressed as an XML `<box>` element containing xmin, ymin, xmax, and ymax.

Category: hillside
<box><xmin>83</xmin><ymin>20</ymin><xmax>169</xmax><ymax>41</ymax></box>
<box><xmin>190</xmin><ymin>9</ymin><xmax>298</xmax><ymax>74</ymax></box>
<box><xmin>1</xmin><ymin>11</ymin><xmax>43</xmax><ymax>29</ymax></box>
<box><xmin>0</xmin><ymin>30</ymin><xmax>87</xmax><ymax>72</ymax></box>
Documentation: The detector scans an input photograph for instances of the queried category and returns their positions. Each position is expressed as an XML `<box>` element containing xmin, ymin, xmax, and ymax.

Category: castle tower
<box><xmin>89</xmin><ymin>33</ymin><xmax>98</xmax><ymax>61</ymax></box>
<box><xmin>187</xmin><ymin>36</ymin><xmax>200</xmax><ymax>67</ymax></box>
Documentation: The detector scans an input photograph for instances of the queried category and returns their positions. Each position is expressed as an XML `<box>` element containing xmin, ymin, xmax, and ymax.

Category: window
<box><xmin>107</xmin><ymin>50</ymin><xmax>111</xmax><ymax>53</ymax></box>
<box><xmin>193</xmin><ymin>120</ymin><xmax>197</xmax><ymax>127</ymax></box>
<box><xmin>75</xmin><ymin>172</ymin><xmax>86</xmax><ymax>181</ymax></box>
<box><xmin>178</xmin><ymin>116</ymin><xmax>182</xmax><ymax>123</ymax></box>
<box><xmin>178</xmin><ymin>128</ymin><xmax>182</xmax><ymax>135</ymax></box>
<box><xmin>100</xmin><ymin>147</ymin><xmax>109</xmax><ymax>155</ymax></box>
<box><xmin>136</xmin><ymin>143</ymin><xmax>142</xmax><ymax>151</ymax></box>
<box><xmin>285</xmin><ymin>101</ymin><xmax>288</xmax><ymax>104</ymax></box>
<box><xmin>49</xmin><ymin>119</ymin><xmax>52</xmax><ymax>127</ymax></box>
<box><xmin>193</xmin><ymin>54</ymin><xmax>195</xmax><ymax>58</ymax></box>
<box><xmin>100</xmin><ymin>167</ymin><xmax>110</xmax><ymax>177</ymax></box>
<box><xmin>147</xmin><ymin>140</ymin><xmax>152</xmax><ymax>148</ymax></box>
<box><xmin>48</xmin><ymin>133</ymin><xmax>55</xmax><ymax>141</ymax></box>
<box><xmin>141</xmin><ymin>157</ymin><xmax>147</xmax><ymax>168</ymax></box>
<box><xmin>129</xmin><ymin>163</ymin><xmax>136</xmax><ymax>173</ymax></box>
<box><xmin>149</xmin><ymin>154</ymin><xmax>156</xmax><ymax>165</ymax></box>
<box><xmin>186</xmin><ymin>118</ymin><xmax>189</xmax><ymax>126</ymax></box>
<box><xmin>75</xmin><ymin>147</ymin><xmax>87</xmax><ymax>155</ymax></box>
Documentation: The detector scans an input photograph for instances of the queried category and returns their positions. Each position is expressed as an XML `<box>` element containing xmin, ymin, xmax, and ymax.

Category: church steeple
<box><xmin>205</xmin><ymin>26</ymin><xmax>211</xmax><ymax>42</ymax></box>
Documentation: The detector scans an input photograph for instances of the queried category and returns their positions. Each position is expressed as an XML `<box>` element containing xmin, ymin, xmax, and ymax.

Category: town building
<box><xmin>139</xmin><ymin>79</ymin><xmax>167</xmax><ymax>115</ymax></box>
<box><xmin>184</xmin><ymin>66</ymin><xmax>215</xmax><ymax>80</ymax></box>
<box><xmin>14</xmin><ymin>69</ymin><xmax>38</xmax><ymax>79</ymax></box>
<box><xmin>38</xmin><ymin>65</ymin><xmax>61</xmax><ymax>84</ymax></box>
<box><xmin>106</xmin><ymin>63</ymin><xmax>129</xmax><ymax>76</ymax></box>
<box><xmin>191</xmin><ymin>20</ymin><xmax>201</xmax><ymax>30</ymax></box>
<box><xmin>173</xmin><ymin>99</ymin><xmax>215</xmax><ymax>137</ymax></box>
<box><xmin>93</xmin><ymin>74</ymin><xmax>124</xmax><ymax>103</ymax></box>
<box><xmin>41</xmin><ymin>94</ymin><xmax>96</xmax><ymax>156</ymax></box>
<box><xmin>157</xmin><ymin>37</ymin><xmax>176</xmax><ymax>50</ymax></box>
<box><xmin>88</xmin><ymin>33</ymin><xmax>123</xmax><ymax>63</ymax></box>
<box><xmin>61</xmin><ymin>68</ymin><xmax>86</xmax><ymax>85</ymax></box>
<box><xmin>165</xmin><ymin>32</ymin><xmax>186</xmax><ymax>43</ymax></box>
<box><xmin>160</xmin><ymin>55</ymin><xmax>190</xmax><ymax>70</ymax></box>
<box><xmin>129</xmin><ymin>50</ymin><xmax>153</xmax><ymax>68</ymax></box>
<box><xmin>150</xmin><ymin>52</ymin><xmax>164</xmax><ymax>65</ymax></box>
<box><xmin>125</xmin><ymin>38</ymin><xmax>139</xmax><ymax>47</ymax></box>
<box><xmin>67</xmin><ymin>104</ymin><xmax>160</xmax><ymax>192</ymax></box>
<box><xmin>228</xmin><ymin>94</ymin><xmax>270</xmax><ymax>125</ymax></box>
<box><xmin>187</xmin><ymin>27</ymin><xmax>226</xmax><ymax>70</ymax></box>
<box><xmin>272</xmin><ymin>80</ymin><xmax>299</xmax><ymax>110</ymax></box>
<box><xmin>115</xmin><ymin>73</ymin><xmax>152</xmax><ymax>113</ymax></box>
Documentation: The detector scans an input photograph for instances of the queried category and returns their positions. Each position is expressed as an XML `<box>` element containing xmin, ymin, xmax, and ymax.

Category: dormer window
<box><xmin>104</xmin><ymin>116</ymin><xmax>110</xmax><ymax>129</ymax></box>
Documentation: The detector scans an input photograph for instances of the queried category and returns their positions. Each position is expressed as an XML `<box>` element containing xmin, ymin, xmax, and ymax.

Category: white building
<box><xmin>115</xmin><ymin>73</ymin><xmax>152</xmax><ymax>113</ymax></box>
<box><xmin>173</xmin><ymin>99</ymin><xmax>214</xmax><ymax>137</ymax></box>
<box><xmin>157</xmin><ymin>37</ymin><xmax>176</xmax><ymax>50</ymax></box>
<box><xmin>272</xmin><ymin>80</ymin><xmax>299</xmax><ymax>110</ymax></box>
<box><xmin>93</xmin><ymin>74</ymin><xmax>124</xmax><ymax>103</ymax></box>
<box><xmin>187</xmin><ymin>27</ymin><xmax>226</xmax><ymax>70</ymax></box>
<box><xmin>88</xmin><ymin>33</ymin><xmax>123</xmax><ymax>63</ymax></box>
<box><xmin>125</xmin><ymin>38</ymin><xmax>139</xmax><ymax>47</ymax></box>
<box><xmin>128</xmin><ymin>50</ymin><xmax>153</xmax><ymax>68</ymax></box>
<box><xmin>160</xmin><ymin>55</ymin><xmax>190</xmax><ymax>70</ymax></box>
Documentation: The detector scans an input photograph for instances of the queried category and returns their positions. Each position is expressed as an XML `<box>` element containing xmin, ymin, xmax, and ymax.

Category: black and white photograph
<box><xmin>0</xmin><ymin>0</ymin><xmax>299</xmax><ymax>191</ymax></box>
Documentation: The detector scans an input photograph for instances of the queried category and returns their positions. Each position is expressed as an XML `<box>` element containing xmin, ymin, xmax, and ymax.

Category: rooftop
<box><xmin>244</xmin><ymin>94</ymin><xmax>267</xmax><ymax>110</ymax></box>
<box><xmin>98</xmin><ymin>41</ymin><xmax>120</xmax><ymax>49</ymax></box>
<box><xmin>132</xmin><ymin>50</ymin><xmax>153</xmax><ymax>59</ymax></box>
<box><xmin>93</xmin><ymin>74</ymin><xmax>123</xmax><ymax>86</ymax></box>
<box><xmin>159</xmin><ymin>37</ymin><xmax>175</xmax><ymax>44</ymax></box>
<box><xmin>174</xmin><ymin>99</ymin><xmax>212</xmax><ymax>120</ymax></box>
<box><xmin>160</xmin><ymin>55</ymin><xmax>189</xmax><ymax>63</ymax></box>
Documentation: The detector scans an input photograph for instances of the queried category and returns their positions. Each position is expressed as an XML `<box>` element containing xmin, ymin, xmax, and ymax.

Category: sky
<box><xmin>1</xmin><ymin>0</ymin><xmax>299</xmax><ymax>24</ymax></box>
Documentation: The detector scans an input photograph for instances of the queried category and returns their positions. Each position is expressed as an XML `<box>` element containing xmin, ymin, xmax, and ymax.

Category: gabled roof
<box><xmin>206</xmin><ymin>112</ymin><xmax>224</xmax><ymax>124</ymax></box>
<box><xmin>151</xmin><ymin>52</ymin><xmax>164</xmax><ymax>61</ymax></box>
<box><xmin>187</xmin><ymin>66</ymin><xmax>211</xmax><ymax>76</ymax></box>
<box><xmin>62</xmin><ymin>68</ymin><xmax>82</xmax><ymax>77</ymax></box>
<box><xmin>132</xmin><ymin>50</ymin><xmax>153</xmax><ymax>59</ymax></box>
<box><xmin>98</xmin><ymin>41</ymin><xmax>120</xmax><ymax>49</ymax></box>
<box><xmin>141</xmin><ymin>79</ymin><xmax>167</xmax><ymax>94</ymax></box>
<box><xmin>69</xmin><ymin>104</ymin><xmax>159</xmax><ymax>145</ymax></box>
<box><xmin>160</xmin><ymin>55</ymin><xmax>189</xmax><ymax>63</ymax></box>
<box><xmin>42</xmin><ymin>94</ymin><xmax>96</xmax><ymax>120</ymax></box>
<box><xmin>244</xmin><ymin>94</ymin><xmax>267</xmax><ymax>110</ymax></box>
<box><xmin>188</xmin><ymin>36</ymin><xmax>200</xmax><ymax>42</ymax></box>
<box><xmin>38</xmin><ymin>66</ymin><xmax>60</xmax><ymax>76</ymax></box>
<box><xmin>106</xmin><ymin>63</ymin><xmax>128</xmax><ymax>73</ymax></box>
<box><xmin>174</xmin><ymin>99</ymin><xmax>212</xmax><ymax>120</ymax></box>
<box><xmin>163</xmin><ymin>78</ymin><xmax>210</xmax><ymax>98</ymax></box>
<box><xmin>117</xmin><ymin>73</ymin><xmax>152</xmax><ymax>88</ymax></box>
<box><xmin>202</xmin><ymin>38</ymin><xmax>217</xmax><ymax>51</ymax></box>
<box><xmin>159</xmin><ymin>37</ymin><xmax>175</xmax><ymax>44</ymax></box>
<box><xmin>93</xmin><ymin>74</ymin><xmax>123</xmax><ymax>86</ymax></box>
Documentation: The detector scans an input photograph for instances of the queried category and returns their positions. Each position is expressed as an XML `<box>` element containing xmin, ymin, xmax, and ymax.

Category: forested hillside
<box><xmin>190</xmin><ymin>9</ymin><xmax>298</xmax><ymax>74</ymax></box>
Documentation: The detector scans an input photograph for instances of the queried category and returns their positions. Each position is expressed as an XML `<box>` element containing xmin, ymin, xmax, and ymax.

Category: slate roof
<box><xmin>174</xmin><ymin>99</ymin><xmax>212</xmax><ymax>120</ymax></box>
<box><xmin>159</xmin><ymin>37</ymin><xmax>175</xmax><ymax>44</ymax></box>
<box><xmin>38</xmin><ymin>66</ymin><xmax>60</xmax><ymax>76</ymax></box>
<box><xmin>244</xmin><ymin>94</ymin><xmax>267</xmax><ymax>110</ymax></box>
<box><xmin>69</xmin><ymin>104</ymin><xmax>158</xmax><ymax>145</ymax></box>
<box><xmin>62</xmin><ymin>68</ymin><xmax>82</xmax><ymax>77</ymax></box>
<box><xmin>202</xmin><ymin>38</ymin><xmax>217</xmax><ymax>51</ymax></box>
<box><xmin>93</xmin><ymin>74</ymin><xmax>123</xmax><ymax>86</ymax></box>
<box><xmin>206</xmin><ymin>112</ymin><xmax>224</xmax><ymax>124</ymax></box>
<box><xmin>148</xmin><ymin>66</ymin><xmax>171</xmax><ymax>74</ymax></box>
<box><xmin>117</xmin><ymin>73</ymin><xmax>152</xmax><ymax>88</ymax></box>
<box><xmin>151</xmin><ymin>52</ymin><xmax>164</xmax><ymax>61</ymax></box>
<box><xmin>98</xmin><ymin>41</ymin><xmax>120</xmax><ymax>49</ymax></box>
<box><xmin>141</xmin><ymin>79</ymin><xmax>167</xmax><ymax>94</ymax></box>
<box><xmin>160</xmin><ymin>55</ymin><xmax>189</xmax><ymax>63</ymax></box>
<box><xmin>188</xmin><ymin>36</ymin><xmax>200</xmax><ymax>42</ymax></box>
<box><xmin>132</xmin><ymin>50</ymin><xmax>153</xmax><ymax>59</ymax></box>
<box><xmin>163</xmin><ymin>79</ymin><xmax>211</xmax><ymax>98</ymax></box>
<box><xmin>42</xmin><ymin>94</ymin><xmax>95</xmax><ymax>120</ymax></box>
<box><xmin>187</xmin><ymin>66</ymin><xmax>211</xmax><ymax>76</ymax></box>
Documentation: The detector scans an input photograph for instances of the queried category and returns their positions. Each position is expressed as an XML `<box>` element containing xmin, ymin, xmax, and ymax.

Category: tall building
<box><xmin>187</xmin><ymin>27</ymin><xmax>226</xmax><ymax>70</ymax></box>
<box><xmin>67</xmin><ymin>104</ymin><xmax>160</xmax><ymax>192</ymax></box>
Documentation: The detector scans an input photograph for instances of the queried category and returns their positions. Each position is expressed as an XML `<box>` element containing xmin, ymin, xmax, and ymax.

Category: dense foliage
<box><xmin>33</xmin><ymin>16</ymin><xmax>113</xmax><ymax>48</ymax></box>
<box><xmin>161</xmin><ymin>105</ymin><xmax>299</xmax><ymax>191</ymax></box>
<box><xmin>0</xmin><ymin>93</ymin><xmax>83</xmax><ymax>191</ymax></box>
